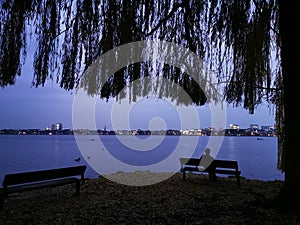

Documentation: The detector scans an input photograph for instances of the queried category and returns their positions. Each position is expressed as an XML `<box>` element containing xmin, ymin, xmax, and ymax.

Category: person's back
<box><xmin>198</xmin><ymin>148</ymin><xmax>214</xmax><ymax>171</ymax></box>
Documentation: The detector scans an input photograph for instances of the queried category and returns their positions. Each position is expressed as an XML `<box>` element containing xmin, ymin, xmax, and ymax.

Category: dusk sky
<box><xmin>0</xmin><ymin>64</ymin><xmax>275</xmax><ymax>131</ymax></box>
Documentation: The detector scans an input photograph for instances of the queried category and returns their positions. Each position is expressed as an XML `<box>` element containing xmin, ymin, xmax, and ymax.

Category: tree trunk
<box><xmin>274</xmin><ymin>0</ymin><xmax>300</xmax><ymax>211</ymax></box>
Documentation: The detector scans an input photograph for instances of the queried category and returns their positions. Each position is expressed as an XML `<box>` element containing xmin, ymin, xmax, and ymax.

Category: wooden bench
<box><xmin>180</xmin><ymin>157</ymin><xmax>241</xmax><ymax>186</ymax></box>
<box><xmin>0</xmin><ymin>165</ymin><xmax>87</xmax><ymax>209</ymax></box>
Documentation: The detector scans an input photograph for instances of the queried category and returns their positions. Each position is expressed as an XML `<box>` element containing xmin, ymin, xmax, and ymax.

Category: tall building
<box><xmin>56</xmin><ymin>123</ymin><xmax>62</xmax><ymax>131</ymax></box>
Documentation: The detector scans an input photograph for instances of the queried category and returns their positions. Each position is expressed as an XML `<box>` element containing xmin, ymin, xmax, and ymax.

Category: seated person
<box><xmin>197</xmin><ymin>148</ymin><xmax>214</xmax><ymax>171</ymax></box>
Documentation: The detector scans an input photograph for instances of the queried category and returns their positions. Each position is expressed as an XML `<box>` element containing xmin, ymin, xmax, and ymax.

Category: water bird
<box><xmin>75</xmin><ymin>157</ymin><xmax>81</xmax><ymax>162</ymax></box>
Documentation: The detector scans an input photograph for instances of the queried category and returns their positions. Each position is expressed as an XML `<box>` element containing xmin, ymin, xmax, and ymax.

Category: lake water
<box><xmin>0</xmin><ymin>135</ymin><xmax>284</xmax><ymax>184</ymax></box>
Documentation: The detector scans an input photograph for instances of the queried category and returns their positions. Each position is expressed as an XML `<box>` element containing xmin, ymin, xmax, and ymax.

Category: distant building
<box><xmin>261</xmin><ymin>125</ymin><xmax>274</xmax><ymax>132</ymax></box>
<box><xmin>229</xmin><ymin>124</ymin><xmax>239</xmax><ymax>129</ymax></box>
<box><xmin>181</xmin><ymin>129</ymin><xmax>190</xmax><ymax>135</ymax></box>
<box><xmin>261</xmin><ymin>125</ymin><xmax>275</xmax><ymax>136</ymax></box>
<box><xmin>250</xmin><ymin>124</ymin><xmax>259</xmax><ymax>130</ymax></box>
<box><xmin>55</xmin><ymin>123</ymin><xmax>62</xmax><ymax>131</ymax></box>
<box><xmin>249</xmin><ymin>124</ymin><xmax>260</xmax><ymax>135</ymax></box>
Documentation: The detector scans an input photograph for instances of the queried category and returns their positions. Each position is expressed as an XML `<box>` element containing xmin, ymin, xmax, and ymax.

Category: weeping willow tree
<box><xmin>0</xmin><ymin>0</ymin><xmax>299</xmax><ymax>210</ymax></box>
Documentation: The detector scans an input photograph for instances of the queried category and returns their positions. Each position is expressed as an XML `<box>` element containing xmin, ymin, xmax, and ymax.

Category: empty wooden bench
<box><xmin>0</xmin><ymin>165</ymin><xmax>87</xmax><ymax>209</ymax></box>
<box><xmin>180</xmin><ymin>157</ymin><xmax>241</xmax><ymax>186</ymax></box>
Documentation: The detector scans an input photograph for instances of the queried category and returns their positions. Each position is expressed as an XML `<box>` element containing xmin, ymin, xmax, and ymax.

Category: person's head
<box><xmin>205</xmin><ymin>148</ymin><xmax>211</xmax><ymax>155</ymax></box>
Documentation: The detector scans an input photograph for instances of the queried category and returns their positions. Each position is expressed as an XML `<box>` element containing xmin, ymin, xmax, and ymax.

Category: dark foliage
<box><xmin>0</xmin><ymin>0</ymin><xmax>280</xmax><ymax>110</ymax></box>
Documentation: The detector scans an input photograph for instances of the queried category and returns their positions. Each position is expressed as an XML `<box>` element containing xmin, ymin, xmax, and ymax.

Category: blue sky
<box><xmin>0</xmin><ymin>69</ymin><xmax>276</xmax><ymax>130</ymax></box>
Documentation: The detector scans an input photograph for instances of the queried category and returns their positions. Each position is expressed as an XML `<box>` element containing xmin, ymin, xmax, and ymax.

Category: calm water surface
<box><xmin>0</xmin><ymin>135</ymin><xmax>284</xmax><ymax>183</ymax></box>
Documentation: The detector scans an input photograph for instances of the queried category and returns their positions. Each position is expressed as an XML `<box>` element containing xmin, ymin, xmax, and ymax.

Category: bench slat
<box><xmin>214</xmin><ymin>169</ymin><xmax>241</xmax><ymax>175</ymax></box>
<box><xmin>180</xmin><ymin>158</ymin><xmax>201</xmax><ymax>166</ymax></box>
<box><xmin>6</xmin><ymin>178</ymin><xmax>79</xmax><ymax>194</ymax></box>
<box><xmin>212</xmin><ymin>160</ymin><xmax>238</xmax><ymax>169</ymax></box>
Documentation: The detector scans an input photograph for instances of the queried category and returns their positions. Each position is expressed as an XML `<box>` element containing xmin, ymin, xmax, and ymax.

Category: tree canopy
<box><xmin>0</xmin><ymin>0</ymin><xmax>280</xmax><ymax>107</ymax></box>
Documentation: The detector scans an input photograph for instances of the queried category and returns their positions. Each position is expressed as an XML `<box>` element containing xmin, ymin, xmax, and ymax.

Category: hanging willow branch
<box><xmin>0</xmin><ymin>0</ymin><xmax>280</xmax><ymax>105</ymax></box>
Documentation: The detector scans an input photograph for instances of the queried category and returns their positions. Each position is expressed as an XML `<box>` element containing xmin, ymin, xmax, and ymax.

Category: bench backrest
<box><xmin>180</xmin><ymin>157</ymin><xmax>201</xmax><ymax>167</ymax></box>
<box><xmin>180</xmin><ymin>157</ymin><xmax>239</xmax><ymax>170</ymax></box>
<box><xmin>3</xmin><ymin>165</ymin><xmax>87</xmax><ymax>187</ymax></box>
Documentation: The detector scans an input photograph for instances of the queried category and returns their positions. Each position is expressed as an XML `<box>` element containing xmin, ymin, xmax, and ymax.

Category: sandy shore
<box><xmin>0</xmin><ymin>172</ymin><xmax>299</xmax><ymax>225</ymax></box>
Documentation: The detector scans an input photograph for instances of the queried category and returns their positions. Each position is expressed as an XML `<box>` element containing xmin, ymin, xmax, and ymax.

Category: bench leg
<box><xmin>75</xmin><ymin>182</ymin><xmax>80</xmax><ymax>195</ymax></box>
<box><xmin>0</xmin><ymin>193</ymin><xmax>5</xmax><ymax>210</ymax></box>
<box><xmin>208</xmin><ymin>172</ymin><xmax>217</xmax><ymax>181</ymax></box>
<box><xmin>183</xmin><ymin>169</ymin><xmax>186</xmax><ymax>180</ymax></box>
<box><xmin>237</xmin><ymin>175</ymin><xmax>241</xmax><ymax>186</ymax></box>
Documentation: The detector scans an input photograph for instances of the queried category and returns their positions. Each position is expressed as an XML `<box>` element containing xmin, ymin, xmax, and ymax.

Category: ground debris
<box><xmin>0</xmin><ymin>172</ymin><xmax>298</xmax><ymax>225</ymax></box>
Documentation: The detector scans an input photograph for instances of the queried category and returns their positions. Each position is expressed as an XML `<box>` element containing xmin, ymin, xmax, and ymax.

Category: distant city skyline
<box><xmin>0</xmin><ymin>121</ymin><xmax>275</xmax><ymax>131</ymax></box>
